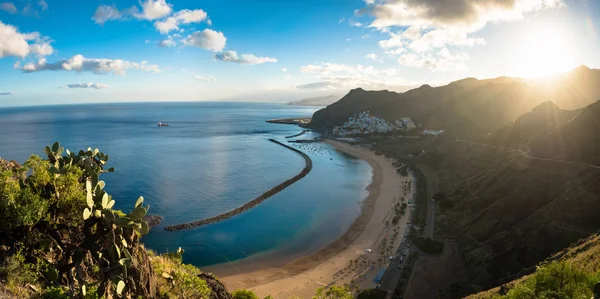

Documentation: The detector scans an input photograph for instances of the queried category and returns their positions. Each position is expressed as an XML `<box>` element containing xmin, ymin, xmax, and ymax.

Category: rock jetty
<box><xmin>163</xmin><ymin>139</ymin><xmax>313</xmax><ymax>231</ymax></box>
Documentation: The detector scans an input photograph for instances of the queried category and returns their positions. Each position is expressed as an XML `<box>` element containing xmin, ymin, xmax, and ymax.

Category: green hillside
<box><xmin>466</xmin><ymin>233</ymin><xmax>600</xmax><ymax>298</ymax></box>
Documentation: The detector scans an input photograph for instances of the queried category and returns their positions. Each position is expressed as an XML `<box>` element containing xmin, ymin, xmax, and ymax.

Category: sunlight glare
<box><xmin>515</xmin><ymin>23</ymin><xmax>576</xmax><ymax>78</ymax></box>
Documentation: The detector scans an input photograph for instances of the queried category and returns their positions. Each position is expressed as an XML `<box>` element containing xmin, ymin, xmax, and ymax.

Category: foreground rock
<box><xmin>143</xmin><ymin>215</ymin><xmax>163</xmax><ymax>229</ymax></box>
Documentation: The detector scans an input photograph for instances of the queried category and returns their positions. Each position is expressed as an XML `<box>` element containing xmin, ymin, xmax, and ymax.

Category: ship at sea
<box><xmin>157</xmin><ymin>122</ymin><xmax>169</xmax><ymax>127</ymax></box>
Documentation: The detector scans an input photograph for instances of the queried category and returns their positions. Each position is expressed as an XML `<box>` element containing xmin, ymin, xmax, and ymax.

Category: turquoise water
<box><xmin>0</xmin><ymin>102</ymin><xmax>371</xmax><ymax>267</ymax></box>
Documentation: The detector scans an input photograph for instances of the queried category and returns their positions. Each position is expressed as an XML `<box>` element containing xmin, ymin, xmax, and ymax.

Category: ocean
<box><xmin>0</xmin><ymin>102</ymin><xmax>371</xmax><ymax>268</ymax></box>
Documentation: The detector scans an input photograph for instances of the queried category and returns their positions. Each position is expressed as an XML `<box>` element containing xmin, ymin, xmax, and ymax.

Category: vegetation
<box><xmin>357</xmin><ymin>288</ymin><xmax>387</xmax><ymax>299</ymax></box>
<box><xmin>0</xmin><ymin>142</ymin><xmax>221</xmax><ymax>298</ymax></box>
<box><xmin>313</xmin><ymin>285</ymin><xmax>353</xmax><ymax>299</ymax></box>
<box><xmin>232</xmin><ymin>289</ymin><xmax>259</xmax><ymax>299</ymax></box>
<box><xmin>411</xmin><ymin>236</ymin><xmax>443</xmax><ymax>255</ymax></box>
<box><xmin>490</xmin><ymin>262</ymin><xmax>600</xmax><ymax>299</ymax></box>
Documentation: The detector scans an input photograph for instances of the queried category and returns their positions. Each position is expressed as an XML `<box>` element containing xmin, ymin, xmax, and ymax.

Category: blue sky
<box><xmin>0</xmin><ymin>0</ymin><xmax>599</xmax><ymax>106</ymax></box>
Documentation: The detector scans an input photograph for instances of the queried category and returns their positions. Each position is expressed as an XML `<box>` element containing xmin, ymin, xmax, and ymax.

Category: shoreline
<box><xmin>164</xmin><ymin>139</ymin><xmax>313</xmax><ymax>231</ymax></box>
<box><xmin>214</xmin><ymin>140</ymin><xmax>413</xmax><ymax>298</ymax></box>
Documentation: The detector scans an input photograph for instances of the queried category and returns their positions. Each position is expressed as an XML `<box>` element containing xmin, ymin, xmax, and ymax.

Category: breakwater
<box><xmin>164</xmin><ymin>139</ymin><xmax>313</xmax><ymax>231</ymax></box>
<box><xmin>285</xmin><ymin>130</ymin><xmax>310</xmax><ymax>139</ymax></box>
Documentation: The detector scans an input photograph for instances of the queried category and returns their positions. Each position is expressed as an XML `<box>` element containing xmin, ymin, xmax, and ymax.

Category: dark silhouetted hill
<box><xmin>310</xmin><ymin>66</ymin><xmax>600</xmax><ymax>136</ymax></box>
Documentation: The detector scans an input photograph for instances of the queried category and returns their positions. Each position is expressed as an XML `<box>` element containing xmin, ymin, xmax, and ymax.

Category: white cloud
<box><xmin>154</xmin><ymin>9</ymin><xmax>209</xmax><ymax>34</ymax></box>
<box><xmin>397</xmin><ymin>48</ymin><xmax>470</xmax><ymax>71</ymax></box>
<box><xmin>92</xmin><ymin>5</ymin><xmax>139</xmax><ymax>25</ymax></box>
<box><xmin>361</xmin><ymin>34</ymin><xmax>370</xmax><ymax>39</ymax></box>
<box><xmin>63</xmin><ymin>83</ymin><xmax>109</xmax><ymax>89</ymax></box>
<box><xmin>0</xmin><ymin>21</ymin><xmax>53</xmax><ymax>58</ymax></box>
<box><xmin>158</xmin><ymin>38</ymin><xmax>175</xmax><ymax>47</ymax></box>
<box><xmin>281</xmin><ymin>68</ymin><xmax>288</xmax><ymax>72</ymax></box>
<box><xmin>134</xmin><ymin>0</ymin><xmax>172</xmax><ymax>20</ymax></box>
<box><xmin>378</xmin><ymin>32</ymin><xmax>403</xmax><ymax>49</ymax></box>
<box><xmin>349</xmin><ymin>20</ymin><xmax>363</xmax><ymax>27</ymax></box>
<box><xmin>0</xmin><ymin>92</ymin><xmax>15</xmax><ymax>96</ymax></box>
<box><xmin>338</xmin><ymin>18</ymin><xmax>346</xmax><ymax>23</ymax></box>
<box><xmin>301</xmin><ymin>62</ymin><xmax>396</xmax><ymax>77</ymax></box>
<box><xmin>192</xmin><ymin>75</ymin><xmax>217</xmax><ymax>82</ymax></box>
<box><xmin>182</xmin><ymin>29</ymin><xmax>226</xmax><ymax>52</ymax></box>
<box><xmin>346</xmin><ymin>38</ymin><xmax>352</xmax><ymax>42</ymax></box>
<box><xmin>37</xmin><ymin>0</ymin><xmax>47</xmax><ymax>11</ymax></box>
<box><xmin>362</xmin><ymin>0</ymin><xmax>563</xmax><ymax>30</ymax></box>
<box><xmin>365</xmin><ymin>53</ymin><xmax>383</xmax><ymax>62</ymax></box>
<box><xmin>360</xmin><ymin>0</ymin><xmax>562</xmax><ymax>71</ymax></box>
<box><xmin>29</xmin><ymin>39</ymin><xmax>53</xmax><ymax>56</ymax></box>
<box><xmin>298</xmin><ymin>62</ymin><xmax>417</xmax><ymax>91</ymax></box>
<box><xmin>214</xmin><ymin>50</ymin><xmax>277</xmax><ymax>65</ymax></box>
<box><xmin>18</xmin><ymin>54</ymin><xmax>160</xmax><ymax>75</ymax></box>
<box><xmin>0</xmin><ymin>2</ymin><xmax>17</xmax><ymax>14</ymax></box>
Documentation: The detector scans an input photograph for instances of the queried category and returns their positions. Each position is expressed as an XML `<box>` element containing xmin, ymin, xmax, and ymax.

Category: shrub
<box><xmin>232</xmin><ymin>289</ymin><xmax>259</xmax><ymax>299</ymax></box>
<box><xmin>500</xmin><ymin>262</ymin><xmax>600</xmax><ymax>299</ymax></box>
<box><xmin>357</xmin><ymin>288</ymin><xmax>387</xmax><ymax>299</ymax></box>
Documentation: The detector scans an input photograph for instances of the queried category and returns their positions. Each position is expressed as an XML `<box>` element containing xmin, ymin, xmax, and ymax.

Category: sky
<box><xmin>0</xmin><ymin>0</ymin><xmax>599</xmax><ymax>107</ymax></box>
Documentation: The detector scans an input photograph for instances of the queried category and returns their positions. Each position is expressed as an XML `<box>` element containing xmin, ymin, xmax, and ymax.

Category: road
<box><xmin>423</xmin><ymin>172</ymin><xmax>435</xmax><ymax>238</ymax></box>
<box><xmin>455</xmin><ymin>139</ymin><xmax>600</xmax><ymax>170</ymax></box>
<box><xmin>378</xmin><ymin>161</ymin><xmax>437</xmax><ymax>292</ymax></box>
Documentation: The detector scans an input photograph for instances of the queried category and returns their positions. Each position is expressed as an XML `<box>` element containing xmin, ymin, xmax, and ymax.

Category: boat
<box><xmin>157</xmin><ymin>122</ymin><xmax>169</xmax><ymax>127</ymax></box>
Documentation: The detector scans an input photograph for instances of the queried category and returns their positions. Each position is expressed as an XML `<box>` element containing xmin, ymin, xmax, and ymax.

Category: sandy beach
<box><xmin>215</xmin><ymin>140</ymin><xmax>414</xmax><ymax>298</ymax></box>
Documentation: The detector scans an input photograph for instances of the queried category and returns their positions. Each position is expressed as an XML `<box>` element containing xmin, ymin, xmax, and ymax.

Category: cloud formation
<box><xmin>0</xmin><ymin>92</ymin><xmax>15</xmax><ymax>96</ymax></box>
<box><xmin>365</xmin><ymin>53</ymin><xmax>382</xmax><ymax>62</ymax></box>
<box><xmin>360</xmin><ymin>0</ymin><xmax>562</xmax><ymax>71</ymax></box>
<box><xmin>158</xmin><ymin>38</ymin><xmax>175</xmax><ymax>47</ymax></box>
<box><xmin>0</xmin><ymin>21</ymin><xmax>53</xmax><ymax>58</ymax></box>
<box><xmin>135</xmin><ymin>0</ymin><xmax>172</xmax><ymax>20</ymax></box>
<box><xmin>362</xmin><ymin>0</ymin><xmax>563</xmax><ymax>29</ymax></box>
<box><xmin>154</xmin><ymin>9</ymin><xmax>209</xmax><ymax>34</ymax></box>
<box><xmin>213</xmin><ymin>50</ymin><xmax>277</xmax><ymax>65</ymax></box>
<box><xmin>0</xmin><ymin>2</ymin><xmax>17</xmax><ymax>14</ymax></box>
<box><xmin>92</xmin><ymin>5</ymin><xmax>139</xmax><ymax>25</ymax></box>
<box><xmin>192</xmin><ymin>75</ymin><xmax>217</xmax><ymax>82</ymax></box>
<box><xmin>299</xmin><ymin>62</ymin><xmax>414</xmax><ymax>91</ymax></box>
<box><xmin>92</xmin><ymin>0</ymin><xmax>173</xmax><ymax>25</ymax></box>
<box><xmin>182</xmin><ymin>29</ymin><xmax>227</xmax><ymax>52</ymax></box>
<box><xmin>18</xmin><ymin>54</ymin><xmax>160</xmax><ymax>75</ymax></box>
<box><xmin>63</xmin><ymin>83</ymin><xmax>109</xmax><ymax>89</ymax></box>
<box><xmin>397</xmin><ymin>48</ymin><xmax>469</xmax><ymax>70</ymax></box>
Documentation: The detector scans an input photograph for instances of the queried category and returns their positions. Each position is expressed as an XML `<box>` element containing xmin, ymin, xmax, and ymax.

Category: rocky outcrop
<box><xmin>143</xmin><ymin>215</ymin><xmax>163</xmax><ymax>229</ymax></box>
<box><xmin>199</xmin><ymin>273</ymin><xmax>233</xmax><ymax>299</ymax></box>
<box><xmin>164</xmin><ymin>139</ymin><xmax>313</xmax><ymax>231</ymax></box>
<box><xmin>0</xmin><ymin>158</ymin><xmax>20</xmax><ymax>171</ymax></box>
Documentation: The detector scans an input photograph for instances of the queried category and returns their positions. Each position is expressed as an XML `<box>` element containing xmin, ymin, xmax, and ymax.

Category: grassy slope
<box><xmin>466</xmin><ymin>233</ymin><xmax>600</xmax><ymax>298</ymax></box>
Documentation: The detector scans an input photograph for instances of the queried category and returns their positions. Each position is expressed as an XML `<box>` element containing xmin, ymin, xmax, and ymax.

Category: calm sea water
<box><xmin>0</xmin><ymin>102</ymin><xmax>371</xmax><ymax>267</ymax></box>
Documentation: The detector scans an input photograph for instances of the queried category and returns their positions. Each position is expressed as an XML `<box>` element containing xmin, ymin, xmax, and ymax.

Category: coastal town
<box><xmin>332</xmin><ymin>111</ymin><xmax>444</xmax><ymax>137</ymax></box>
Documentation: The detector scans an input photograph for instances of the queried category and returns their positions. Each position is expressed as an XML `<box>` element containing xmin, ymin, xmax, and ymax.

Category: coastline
<box><xmin>213</xmin><ymin>140</ymin><xmax>413</xmax><ymax>298</ymax></box>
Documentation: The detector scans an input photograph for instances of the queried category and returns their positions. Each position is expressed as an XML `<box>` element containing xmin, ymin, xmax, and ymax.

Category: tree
<box><xmin>313</xmin><ymin>285</ymin><xmax>353</xmax><ymax>299</ymax></box>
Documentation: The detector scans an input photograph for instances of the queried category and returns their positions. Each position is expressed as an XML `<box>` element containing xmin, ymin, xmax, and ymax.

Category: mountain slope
<box><xmin>466</xmin><ymin>233</ymin><xmax>600</xmax><ymax>298</ymax></box>
<box><xmin>310</xmin><ymin>66</ymin><xmax>600</xmax><ymax>136</ymax></box>
<box><xmin>528</xmin><ymin>99</ymin><xmax>600</xmax><ymax>165</ymax></box>
<box><xmin>487</xmin><ymin>101</ymin><xmax>579</xmax><ymax>149</ymax></box>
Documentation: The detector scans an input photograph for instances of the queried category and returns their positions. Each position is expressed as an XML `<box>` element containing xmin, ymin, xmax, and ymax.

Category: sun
<box><xmin>514</xmin><ymin>23</ymin><xmax>576</xmax><ymax>78</ymax></box>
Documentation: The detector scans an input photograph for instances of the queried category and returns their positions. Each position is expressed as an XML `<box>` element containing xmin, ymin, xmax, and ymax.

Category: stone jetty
<box><xmin>163</xmin><ymin>139</ymin><xmax>313</xmax><ymax>232</ymax></box>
